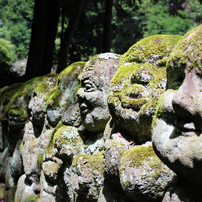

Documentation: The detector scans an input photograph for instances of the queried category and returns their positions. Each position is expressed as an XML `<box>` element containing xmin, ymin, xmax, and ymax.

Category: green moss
<box><xmin>23</xmin><ymin>195</ymin><xmax>38</xmax><ymax>202</ymax></box>
<box><xmin>72</xmin><ymin>152</ymin><xmax>104</xmax><ymax>174</ymax></box>
<box><xmin>8</xmin><ymin>105</ymin><xmax>27</xmax><ymax>120</ymax></box>
<box><xmin>53</xmin><ymin>125</ymin><xmax>71</xmax><ymax>148</ymax></box>
<box><xmin>0</xmin><ymin>84</ymin><xmax>21</xmax><ymax>106</ymax></box>
<box><xmin>120</xmin><ymin>145</ymin><xmax>159</xmax><ymax>167</ymax></box>
<box><xmin>44</xmin><ymin>62</ymin><xmax>85</xmax><ymax>109</ymax></box>
<box><xmin>19</xmin><ymin>141</ymin><xmax>24</xmax><ymax>155</ymax></box>
<box><xmin>37</xmin><ymin>153</ymin><xmax>44</xmax><ymax>169</ymax></box>
<box><xmin>167</xmin><ymin>24</ymin><xmax>202</xmax><ymax>74</ymax></box>
<box><xmin>5</xmin><ymin>76</ymin><xmax>42</xmax><ymax>114</ymax></box>
<box><xmin>151</xmin><ymin>89</ymin><xmax>176</xmax><ymax>128</ymax></box>
<box><xmin>111</xmin><ymin>34</ymin><xmax>181</xmax><ymax>88</ymax></box>
<box><xmin>58</xmin><ymin>61</ymin><xmax>86</xmax><ymax>81</ymax></box>
<box><xmin>34</xmin><ymin>74</ymin><xmax>58</xmax><ymax>94</ymax></box>
<box><xmin>45</xmin><ymin>87</ymin><xmax>62</xmax><ymax>109</ymax></box>
<box><xmin>120</xmin><ymin>145</ymin><xmax>164</xmax><ymax>178</ymax></box>
<box><xmin>118</xmin><ymin>34</ymin><xmax>182</xmax><ymax>67</ymax></box>
<box><xmin>0</xmin><ymin>83</ymin><xmax>23</xmax><ymax>119</ymax></box>
<box><xmin>53</xmin><ymin>125</ymin><xmax>82</xmax><ymax>150</ymax></box>
<box><xmin>45</xmin><ymin>121</ymin><xmax>64</xmax><ymax>154</ymax></box>
<box><xmin>110</xmin><ymin>63</ymin><xmax>136</xmax><ymax>87</ymax></box>
<box><xmin>0</xmin><ymin>184</ymin><xmax>5</xmax><ymax>196</ymax></box>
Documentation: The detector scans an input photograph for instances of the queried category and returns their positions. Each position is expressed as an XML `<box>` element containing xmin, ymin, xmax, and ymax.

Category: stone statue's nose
<box><xmin>77</xmin><ymin>88</ymin><xmax>85</xmax><ymax>100</ymax></box>
<box><xmin>172</xmin><ymin>70</ymin><xmax>197</xmax><ymax>118</ymax></box>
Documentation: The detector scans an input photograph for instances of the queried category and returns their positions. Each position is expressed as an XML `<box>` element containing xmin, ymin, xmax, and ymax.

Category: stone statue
<box><xmin>38</xmin><ymin>62</ymin><xmax>85</xmax><ymax>202</ymax></box>
<box><xmin>3</xmin><ymin>26</ymin><xmax>202</xmax><ymax>201</ymax></box>
<box><xmin>103</xmin><ymin>34</ymin><xmax>182</xmax><ymax>201</ymax></box>
<box><xmin>41</xmin><ymin>53</ymin><xmax>120</xmax><ymax>202</ymax></box>
<box><xmin>65</xmin><ymin>53</ymin><xmax>120</xmax><ymax>202</ymax></box>
<box><xmin>13</xmin><ymin>74</ymin><xmax>58</xmax><ymax>202</ymax></box>
<box><xmin>152</xmin><ymin>24</ymin><xmax>202</xmax><ymax>201</ymax></box>
<box><xmin>0</xmin><ymin>83</ymin><xmax>22</xmax><ymax>183</ymax></box>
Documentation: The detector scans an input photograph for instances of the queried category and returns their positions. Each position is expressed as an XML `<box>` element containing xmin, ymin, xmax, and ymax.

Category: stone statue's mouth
<box><xmin>9</xmin><ymin>115</ymin><xmax>27</xmax><ymax>122</ymax></box>
<box><xmin>80</xmin><ymin>103</ymin><xmax>88</xmax><ymax>115</ymax></box>
<box><xmin>182</xmin><ymin>122</ymin><xmax>196</xmax><ymax>131</ymax></box>
<box><xmin>174</xmin><ymin>122</ymin><xmax>201</xmax><ymax>137</ymax></box>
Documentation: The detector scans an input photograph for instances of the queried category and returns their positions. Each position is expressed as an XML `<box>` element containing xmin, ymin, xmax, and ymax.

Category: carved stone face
<box><xmin>152</xmin><ymin>24</ymin><xmax>202</xmax><ymax>188</ymax></box>
<box><xmin>108</xmin><ymin>35</ymin><xmax>181</xmax><ymax>144</ymax></box>
<box><xmin>77</xmin><ymin>53</ymin><xmax>119</xmax><ymax>133</ymax></box>
<box><xmin>44</xmin><ymin>62</ymin><xmax>85</xmax><ymax>127</ymax></box>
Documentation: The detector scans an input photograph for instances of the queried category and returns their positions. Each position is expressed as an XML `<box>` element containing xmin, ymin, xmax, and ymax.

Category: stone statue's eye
<box><xmin>83</xmin><ymin>81</ymin><xmax>96</xmax><ymax>92</ymax></box>
<box><xmin>131</xmin><ymin>71</ymin><xmax>152</xmax><ymax>85</ymax></box>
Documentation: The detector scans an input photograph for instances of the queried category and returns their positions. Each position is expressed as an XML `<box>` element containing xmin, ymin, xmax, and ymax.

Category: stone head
<box><xmin>44</xmin><ymin>62</ymin><xmax>85</xmax><ymax>127</ymax></box>
<box><xmin>152</xmin><ymin>24</ymin><xmax>202</xmax><ymax>188</ymax></box>
<box><xmin>77</xmin><ymin>53</ymin><xmax>120</xmax><ymax>133</ymax></box>
<box><xmin>108</xmin><ymin>35</ymin><xmax>182</xmax><ymax>144</ymax></box>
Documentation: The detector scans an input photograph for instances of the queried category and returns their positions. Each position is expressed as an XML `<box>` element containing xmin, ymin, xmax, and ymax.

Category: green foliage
<box><xmin>0</xmin><ymin>0</ymin><xmax>202</xmax><ymax>68</ymax></box>
<box><xmin>22</xmin><ymin>195</ymin><xmax>38</xmax><ymax>202</ymax></box>
<box><xmin>140</xmin><ymin>0</ymin><xmax>202</xmax><ymax>37</ymax></box>
<box><xmin>0</xmin><ymin>38</ymin><xmax>15</xmax><ymax>64</ymax></box>
<box><xmin>0</xmin><ymin>0</ymin><xmax>34</xmax><ymax>59</ymax></box>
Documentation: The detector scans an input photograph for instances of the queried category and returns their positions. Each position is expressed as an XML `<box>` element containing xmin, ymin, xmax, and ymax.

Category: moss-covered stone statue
<box><xmin>41</xmin><ymin>53</ymin><xmax>120</xmax><ymax>202</ymax></box>
<box><xmin>152</xmin><ymin>24</ymin><xmax>202</xmax><ymax>202</ymax></box>
<box><xmin>103</xmin><ymin>34</ymin><xmax>182</xmax><ymax>201</ymax></box>
<box><xmin>11</xmin><ymin>74</ymin><xmax>58</xmax><ymax>202</ymax></box>
<box><xmin>35</xmin><ymin>62</ymin><xmax>85</xmax><ymax>202</ymax></box>
<box><xmin>0</xmin><ymin>82</ymin><xmax>22</xmax><ymax>198</ymax></box>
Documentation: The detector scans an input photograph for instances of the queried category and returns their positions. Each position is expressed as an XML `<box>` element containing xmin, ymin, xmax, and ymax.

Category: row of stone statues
<box><xmin>0</xmin><ymin>24</ymin><xmax>202</xmax><ymax>202</ymax></box>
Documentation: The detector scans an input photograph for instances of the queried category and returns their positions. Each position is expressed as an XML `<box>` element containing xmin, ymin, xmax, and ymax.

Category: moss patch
<box><xmin>45</xmin><ymin>121</ymin><xmax>64</xmax><ymax>154</ymax></box>
<box><xmin>8</xmin><ymin>105</ymin><xmax>28</xmax><ymax>121</ymax></box>
<box><xmin>118</xmin><ymin>34</ymin><xmax>182</xmax><ymax>67</ymax></box>
<box><xmin>167</xmin><ymin>24</ymin><xmax>202</xmax><ymax>75</ymax></box>
<box><xmin>53</xmin><ymin>125</ymin><xmax>81</xmax><ymax>149</ymax></box>
<box><xmin>37</xmin><ymin>153</ymin><xmax>44</xmax><ymax>169</ymax></box>
<box><xmin>120</xmin><ymin>145</ymin><xmax>164</xmax><ymax>178</ymax></box>
<box><xmin>44</xmin><ymin>62</ymin><xmax>85</xmax><ymax>110</ymax></box>
<box><xmin>34</xmin><ymin>74</ymin><xmax>58</xmax><ymax>94</ymax></box>
<box><xmin>72</xmin><ymin>152</ymin><xmax>104</xmax><ymax>174</ymax></box>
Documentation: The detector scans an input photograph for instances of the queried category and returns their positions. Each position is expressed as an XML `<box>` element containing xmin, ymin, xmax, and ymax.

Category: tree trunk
<box><xmin>103</xmin><ymin>0</ymin><xmax>113</xmax><ymax>52</ymax></box>
<box><xmin>57</xmin><ymin>0</ymin><xmax>85</xmax><ymax>73</ymax></box>
<box><xmin>41</xmin><ymin>0</ymin><xmax>60</xmax><ymax>75</ymax></box>
<box><xmin>25</xmin><ymin>0</ymin><xmax>60</xmax><ymax>81</ymax></box>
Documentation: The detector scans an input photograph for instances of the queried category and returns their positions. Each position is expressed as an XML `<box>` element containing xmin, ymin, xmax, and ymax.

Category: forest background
<box><xmin>0</xmin><ymin>0</ymin><xmax>202</xmax><ymax>86</ymax></box>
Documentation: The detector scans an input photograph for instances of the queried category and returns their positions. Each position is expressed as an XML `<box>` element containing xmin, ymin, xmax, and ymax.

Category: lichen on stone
<box><xmin>108</xmin><ymin>34</ymin><xmax>182</xmax><ymax>143</ymax></box>
<box><xmin>44</xmin><ymin>61</ymin><xmax>85</xmax><ymax>109</ymax></box>
<box><xmin>72</xmin><ymin>151</ymin><xmax>104</xmax><ymax>175</ymax></box>
<box><xmin>166</xmin><ymin>24</ymin><xmax>202</xmax><ymax>89</ymax></box>
<box><xmin>120</xmin><ymin>144</ymin><xmax>162</xmax><ymax>169</ymax></box>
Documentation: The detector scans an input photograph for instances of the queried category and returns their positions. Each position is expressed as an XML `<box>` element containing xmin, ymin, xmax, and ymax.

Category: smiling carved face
<box><xmin>108</xmin><ymin>35</ymin><xmax>182</xmax><ymax>144</ymax></box>
<box><xmin>77</xmin><ymin>53</ymin><xmax>119</xmax><ymax>133</ymax></box>
<box><xmin>152</xmin><ymin>24</ymin><xmax>202</xmax><ymax>188</ymax></box>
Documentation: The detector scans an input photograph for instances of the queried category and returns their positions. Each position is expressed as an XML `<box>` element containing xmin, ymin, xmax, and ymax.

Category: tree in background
<box><xmin>57</xmin><ymin>0</ymin><xmax>85</xmax><ymax>73</ymax></box>
<box><xmin>25</xmin><ymin>0</ymin><xmax>60</xmax><ymax>80</ymax></box>
<box><xmin>141</xmin><ymin>0</ymin><xmax>202</xmax><ymax>37</ymax></box>
<box><xmin>1</xmin><ymin>0</ymin><xmax>202</xmax><ymax>82</ymax></box>
<box><xmin>0</xmin><ymin>0</ymin><xmax>34</xmax><ymax>59</ymax></box>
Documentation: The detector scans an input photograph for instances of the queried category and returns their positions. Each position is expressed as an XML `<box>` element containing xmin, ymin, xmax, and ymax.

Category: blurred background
<box><xmin>0</xmin><ymin>0</ymin><xmax>202</xmax><ymax>87</ymax></box>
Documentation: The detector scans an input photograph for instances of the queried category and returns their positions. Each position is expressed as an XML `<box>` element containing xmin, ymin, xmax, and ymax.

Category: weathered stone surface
<box><xmin>108</xmin><ymin>34</ymin><xmax>182</xmax><ymax>144</ymax></box>
<box><xmin>103</xmin><ymin>133</ymin><xmax>133</xmax><ymax>187</ymax></box>
<box><xmin>44</xmin><ymin>61</ymin><xmax>85</xmax><ymax>127</ymax></box>
<box><xmin>102</xmin><ymin>35</ymin><xmax>181</xmax><ymax>201</ymax></box>
<box><xmin>14</xmin><ymin>174</ymin><xmax>36</xmax><ymax>202</ymax></box>
<box><xmin>119</xmin><ymin>142</ymin><xmax>176</xmax><ymax>202</ymax></box>
<box><xmin>77</xmin><ymin>53</ymin><xmax>120</xmax><ymax>133</ymax></box>
<box><xmin>65</xmin><ymin>152</ymin><xmax>104</xmax><ymax>201</ymax></box>
<box><xmin>2</xmin><ymin>28</ymin><xmax>202</xmax><ymax>202</ymax></box>
<box><xmin>41</xmin><ymin>53</ymin><xmax>120</xmax><ymax>202</ymax></box>
<box><xmin>152</xmin><ymin>24</ymin><xmax>202</xmax><ymax>200</ymax></box>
